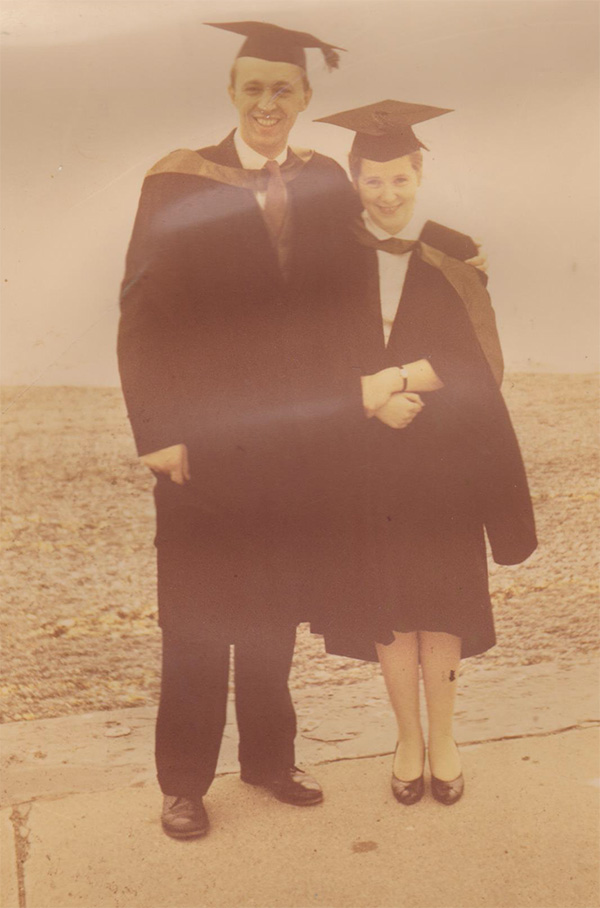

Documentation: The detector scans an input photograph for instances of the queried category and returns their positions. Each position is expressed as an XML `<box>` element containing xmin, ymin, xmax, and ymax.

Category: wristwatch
<box><xmin>398</xmin><ymin>365</ymin><xmax>408</xmax><ymax>393</ymax></box>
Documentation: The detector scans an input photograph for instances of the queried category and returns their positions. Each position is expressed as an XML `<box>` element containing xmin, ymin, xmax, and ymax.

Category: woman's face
<box><xmin>356</xmin><ymin>155</ymin><xmax>421</xmax><ymax>235</ymax></box>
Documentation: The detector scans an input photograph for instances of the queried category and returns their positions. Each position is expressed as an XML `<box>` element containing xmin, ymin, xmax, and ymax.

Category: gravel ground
<box><xmin>1</xmin><ymin>375</ymin><xmax>598</xmax><ymax>723</ymax></box>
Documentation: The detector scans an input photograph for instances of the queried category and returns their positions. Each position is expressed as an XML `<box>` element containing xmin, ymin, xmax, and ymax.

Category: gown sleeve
<box><xmin>413</xmin><ymin>272</ymin><xmax>537</xmax><ymax>566</ymax></box>
<box><xmin>117</xmin><ymin>174</ymin><xmax>193</xmax><ymax>456</ymax></box>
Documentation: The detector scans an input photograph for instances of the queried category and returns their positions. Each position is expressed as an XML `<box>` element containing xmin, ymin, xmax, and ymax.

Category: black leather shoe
<box><xmin>241</xmin><ymin>766</ymin><xmax>323</xmax><ymax>805</ymax></box>
<box><xmin>161</xmin><ymin>795</ymin><xmax>209</xmax><ymax>839</ymax></box>
<box><xmin>391</xmin><ymin>772</ymin><xmax>425</xmax><ymax>805</ymax></box>
<box><xmin>431</xmin><ymin>773</ymin><xmax>464</xmax><ymax>805</ymax></box>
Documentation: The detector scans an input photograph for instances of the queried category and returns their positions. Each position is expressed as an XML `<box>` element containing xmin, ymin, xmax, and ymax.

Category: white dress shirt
<box><xmin>362</xmin><ymin>211</ymin><xmax>416</xmax><ymax>347</ymax></box>
<box><xmin>234</xmin><ymin>130</ymin><xmax>288</xmax><ymax>210</ymax></box>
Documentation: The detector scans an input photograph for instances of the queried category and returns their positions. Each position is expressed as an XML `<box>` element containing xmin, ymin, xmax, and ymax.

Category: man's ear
<box><xmin>301</xmin><ymin>87</ymin><xmax>313</xmax><ymax>111</ymax></box>
<box><xmin>227</xmin><ymin>83</ymin><xmax>235</xmax><ymax>104</ymax></box>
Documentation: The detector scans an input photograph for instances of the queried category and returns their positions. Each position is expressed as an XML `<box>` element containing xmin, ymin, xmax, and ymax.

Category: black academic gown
<box><xmin>117</xmin><ymin>132</ymin><xmax>366</xmax><ymax>640</ymax></box>
<box><xmin>314</xmin><ymin>242</ymin><xmax>537</xmax><ymax>662</ymax></box>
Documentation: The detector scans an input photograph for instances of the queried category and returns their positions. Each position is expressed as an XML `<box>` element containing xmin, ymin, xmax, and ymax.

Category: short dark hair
<box><xmin>229</xmin><ymin>61</ymin><xmax>311</xmax><ymax>93</ymax></box>
<box><xmin>349</xmin><ymin>149</ymin><xmax>424</xmax><ymax>183</ymax></box>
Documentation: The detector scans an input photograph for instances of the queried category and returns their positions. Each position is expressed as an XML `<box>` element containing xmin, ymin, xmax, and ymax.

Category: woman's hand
<box><xmin>361</xmin><ymin>367</ymin><xmax>405</xmax><ymax>416</ymax></box>
<box><xmin>374</xmin><ymin>392</ymin><xmax>424</xmax><ymax>429</ymax></box>
<box><xmin>140</xmin><ymin>443</ymin><xmax>190</xmax><ymax>485</ymax></box>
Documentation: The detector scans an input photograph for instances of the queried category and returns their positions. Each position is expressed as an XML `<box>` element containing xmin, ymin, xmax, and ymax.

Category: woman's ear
<box><xmin>350</xmin><ymin>159</ymin><xmax>362</xmax><ymax>189</ymax></box>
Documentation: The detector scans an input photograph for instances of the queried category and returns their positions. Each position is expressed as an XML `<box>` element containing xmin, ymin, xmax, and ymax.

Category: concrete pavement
<box><xmin>1</xmin><ymin>661</ymin><xmax>599</xmax><ymax>908</ymax></box>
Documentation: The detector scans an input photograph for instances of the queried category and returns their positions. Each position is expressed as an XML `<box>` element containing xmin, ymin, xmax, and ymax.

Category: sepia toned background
<box><xmin>1</xmin><ymin>0</ymin><xmax>598</xmax><ymax>386</ymax></box>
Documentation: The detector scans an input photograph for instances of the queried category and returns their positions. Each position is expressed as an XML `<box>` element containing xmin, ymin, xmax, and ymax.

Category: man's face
<box><xmin>356</xmin><ymin>156</ymin><xmax>421</xmax><ymax>235</ymax></box>
<box><xmin>228</xmin><ymin>57</ymin><xmax>312</xmax><ymax>158</ymax></box>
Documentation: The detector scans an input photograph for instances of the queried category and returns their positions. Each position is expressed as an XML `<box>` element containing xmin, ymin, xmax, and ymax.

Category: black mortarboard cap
<box><xmin>315</xmin><ymin>99</ymin><xmax>453</xmax><ymax>160</ymax></box>
<box><xmin>205</xmin><ymin>21</ymin><xmax>346</xmax><ymax>71</ymax></box>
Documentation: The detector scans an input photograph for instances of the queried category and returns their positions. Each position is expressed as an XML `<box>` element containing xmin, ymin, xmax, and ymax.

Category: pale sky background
<box><xmin>1</xmin><ymin>0</ymin><xmax>598</xmax><ymax>385</ymax></box>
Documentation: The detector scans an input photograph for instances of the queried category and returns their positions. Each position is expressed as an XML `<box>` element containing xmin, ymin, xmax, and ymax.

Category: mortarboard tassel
<box><xmin>321</xmin><ymin>46</ymin><xmax>341</xmax><ymax>71</ymax></box>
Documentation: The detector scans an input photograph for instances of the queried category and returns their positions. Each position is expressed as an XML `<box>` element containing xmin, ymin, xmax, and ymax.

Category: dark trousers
<box><xmin>155</xmin><ymin>623</ymin><xmax>297</xmax><ymax>800</ymax></box>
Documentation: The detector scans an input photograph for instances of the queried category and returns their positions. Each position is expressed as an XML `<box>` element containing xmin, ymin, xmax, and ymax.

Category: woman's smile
<box><xmin>376</xmin><ymin>202</ymin><xmax>403</xmax><ymax>215</ymax></box>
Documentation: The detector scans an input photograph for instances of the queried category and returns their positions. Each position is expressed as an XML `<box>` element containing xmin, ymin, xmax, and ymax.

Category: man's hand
<box><xmin>405</xmin><ymin>359</ymin><xmax>444</xmax><ymax>392</ymax></box>
<box><xmin>466</xmin><ymin>238</ymin><xmax>488</xmax><ymax>274</ymax></box>
<box><xmin>361</xmin><ymin>367</ymin><xmax>404</xmax><ymax>416</ymax></box>
<box><xmin>374</xmin><ymin>392</ymin><xmax>424</xmax><ymax>430</ymax></box>
<box><xmin>141</xmin><ymin>444</ymin><xmax>190</xmax><ymax>485</ymax></box>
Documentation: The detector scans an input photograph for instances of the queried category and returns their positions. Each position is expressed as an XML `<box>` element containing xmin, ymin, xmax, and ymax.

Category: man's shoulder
<box><xmin>303</xmin><ymin>150</ymin><xmax>348</xmax><ymax>177</ymax></box>
<box><xmin>139</xmin><ymin>148</ymin><xmax>231</xmax><ymax>213</ymax></box>
<box><xmin>298</xmin><ymin>152</ymin><xmax>355</xmax><ymax>205</ymax></box>
<box><xmin>145</xmin><ymin>148</ymin><xmax>212</xmax><ymax>179</ymax></box>
<box><xmin>144</xmin><ymin>131</ymin><xmax>233</xmax><ymax>179</ymax></box>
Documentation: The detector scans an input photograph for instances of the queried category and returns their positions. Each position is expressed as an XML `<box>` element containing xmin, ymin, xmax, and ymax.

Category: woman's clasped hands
<box><xmin>374</xmin><ymin>391</ymin><xmax>424</xmax><ymax>429</ymax></box>
<box><xmin>361</xmin><ymin>365</ymin><xmax>425</xmax><ymax>429</ymax></box>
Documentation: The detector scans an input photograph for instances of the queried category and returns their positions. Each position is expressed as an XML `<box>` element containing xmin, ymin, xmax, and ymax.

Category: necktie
<box><xmin>351</xmin><ymin>218</ymin><xmax>417</xmax><ymax>255</ymax></box>
<box><xmin>262</xmin><ymin>160</ymin><xmax>288</xmax><ymax>240</ymax></box>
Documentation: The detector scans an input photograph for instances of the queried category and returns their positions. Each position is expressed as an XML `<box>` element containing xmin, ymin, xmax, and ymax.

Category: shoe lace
<box><xmin>169</xmin><ymin>796</ymin><xmax>197</xmax><ymax>812</ymax></box>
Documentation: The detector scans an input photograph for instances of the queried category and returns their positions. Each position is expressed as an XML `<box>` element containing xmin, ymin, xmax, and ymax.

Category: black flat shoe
<box><xmin>391</xmin><ymin>743</ymin><xmax>425</xmax><ymax>805</ymax></box>
<box><xmin>391</xmin><ymin>771</ymin><xmax>425</xmax><ymax>805</ymax></box>
<box><xmin>431</xmin><ymin>773</ymin><xmax>465</xmax><ymax>805</ymax></box>
<box><xmin>241</xmin><ymin>766</ymin><xmax>323</xmax><ymax>806</ymax></box>
<box><xmin>161</xmin><ymin>795</ymin><xmax>209</xmax><ymax>839</ymax></box>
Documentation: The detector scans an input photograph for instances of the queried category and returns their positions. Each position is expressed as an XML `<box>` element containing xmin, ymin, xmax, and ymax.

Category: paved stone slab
<box><xmin>22</xmin><ymin>728</ymin><xmax>599</xmax><ymax>908</ymax></box>
<box><xmin>2</xmin><ymin>661</ymin><xmax>598</xmax><ymax>807</ymax></box>
<box><xmin>0</xmin><ymin>809</ymin><xmax>19</xmax><ymax>908</ymax></box>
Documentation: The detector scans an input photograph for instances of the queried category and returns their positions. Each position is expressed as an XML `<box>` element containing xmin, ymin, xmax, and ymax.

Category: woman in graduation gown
<box><xmin>313</xmin><ymin>101</ymin><xmax>537</xmax><ymax>805</ymax></box>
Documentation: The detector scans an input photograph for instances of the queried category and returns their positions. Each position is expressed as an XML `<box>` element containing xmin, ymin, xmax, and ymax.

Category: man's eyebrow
<box><xmin>241</xmin><ymin>79</ymin><xmax>296</xmax><ymax>94</ymax></box>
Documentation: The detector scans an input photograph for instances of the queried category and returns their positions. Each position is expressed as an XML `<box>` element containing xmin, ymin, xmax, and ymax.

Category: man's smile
<box><xmin>253</xmin><ymin>115</ymin><xmax>283</xmax><ymax>128</ymax></box>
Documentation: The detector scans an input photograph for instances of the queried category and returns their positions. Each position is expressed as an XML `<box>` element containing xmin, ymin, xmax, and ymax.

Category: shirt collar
<box><xmin>361</xmin><ymin>210</ymin><xmax>416</xmax><ymax>242</ymax></box>
<box><xmin>234</xmin><ymin>129</ymin><xmax>288</xmax><ymax>171</ymax></box>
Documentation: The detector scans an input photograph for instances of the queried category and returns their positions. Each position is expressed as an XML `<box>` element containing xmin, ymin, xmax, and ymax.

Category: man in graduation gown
<box><xmin>117</xmin><ymin>21</ymin><xmax>378</xmax><ymax>839</ymax></box>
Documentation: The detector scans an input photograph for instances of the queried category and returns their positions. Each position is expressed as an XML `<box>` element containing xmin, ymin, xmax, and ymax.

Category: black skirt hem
<box><xmin>312</xmin><ymin>622</ymin><xmax>496</xmax><ymax>664</ymax></box>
